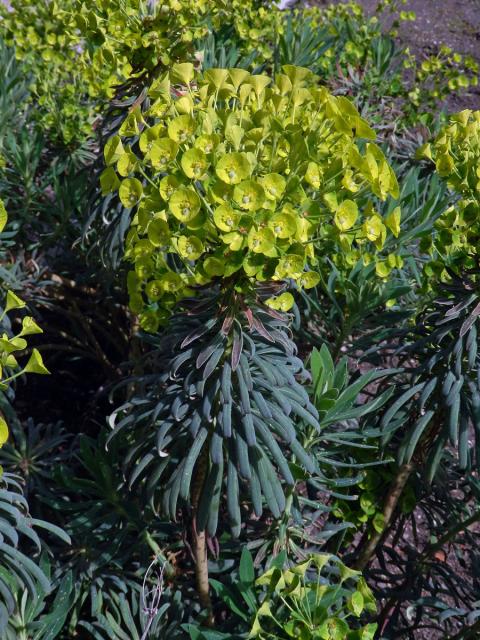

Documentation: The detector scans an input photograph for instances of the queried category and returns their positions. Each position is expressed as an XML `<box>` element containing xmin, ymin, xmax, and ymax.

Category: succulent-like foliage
<box><xmin>371</xmin><ymin>112</ymin><xmax>480</xmax><ymax>479</ymax></box>
<box><xmin>0</xmin><ymin>473</ymin><xmax>70</xmax><ymax>634</ymax></box>
<box><xmin>39</xmin><ymin>434</ymin><xmax>179</xmax><ymax>638</ymax></box>
<box><xmin>0</xmin><ymin>418</ymin><xmax>70</xmax><ymax>497</ymax></box>
<box><xmin>111</xmin><ymin>290</ymin><xmax>318</xmax><ymax>536</ymax></box>
<box><xmin>4</xmin><ymin>565</ymin><xmax>73</xmax><ymax>640</ymax></box>
<box><xmin>0</xmin><ymin>151</ymin><xmax>67</xmax><ymax>639</ymax></box>
<box><xmin>378</xmin><ymin>271</ymin><xmax>480</xmax><ymax>479</ymax></box>
<box><xmin>241</xmin><ymin>343</ymin><xmax>396</xmax><ymax>564</ymax></box>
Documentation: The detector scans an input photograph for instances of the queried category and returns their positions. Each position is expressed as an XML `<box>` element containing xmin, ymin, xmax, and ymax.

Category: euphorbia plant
<box><xmin>0</xmin><ymin>198</ymin><xmax>59</xmax><ymax>634</ymax></box>
<box><xmin>418</xmin><ymin>109</ymin><xmax>480</xmax><ymax>276</ymax></box>
<box><xmin>107</xmin><ymin>64</ymin><xmax>400</xmax><ymax>621</ymax></box>
<box><xmin>0</xmin><ymin>199</ymin><xmax>49</xmax><ymax>442</ymax></box>
<box><xmin>105</xmin><ymin>64</ymin><xmax>400</xmax><ymax>331</ymax></box>
<box><xmin>354</xmin><ymin>111</ymin><xmax>480</xmax><ymax>571</ymax></box>
<box><xmin>189</xmin><ymin>549</ymin><xmax>378</xmax><ymax>639</ymax></box>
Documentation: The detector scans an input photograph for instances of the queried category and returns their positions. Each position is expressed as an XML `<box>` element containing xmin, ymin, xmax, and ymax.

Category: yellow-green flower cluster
<box><xmin>74</xmin><ymin>0</ymin><xmax>280</xmax><ymax>74</ymax></box>
<box><xmin>227</xmin><ymin>0</ymin><xmax>282</xmax><ymax>64</ymax></box>
<box><xmin>104</xmin><ymin>64</ymin><xmax>400</xmax><ymax>331</ymax></box>
<box><xmin>251</xmin><ymin>553</ymin><xmax>377</xmax><ymax>639</ymax></box>
<box><xmin>0</xmin><ymin>0</ymin><xmax>224</xmax><ymax>144</ymax></box>
<box><xmin>303</xmin><ymin>0</ymin><xmax>414</xmax><ymax>76</ymax></box>
<box><xmin>418</xmin><ymin>111</ymin><xmax>480</xmax><ymax>277</ymax></box>
<box><xmin>0</xmin><ymin>199</ymin><xmax>49</xmax><ymax>447</ymax></box>
<box><xmin>72</xmin><ymin>0</ymin><xmax>217</xmax><ymax>80</ymax></box>
<box><xmin>405</xmin><ymin>46</ymin><xmax>478</xmax><ymax>111</ymax></box>
<box><xmin>0</xmin><ymin>290</ymin><xmax>49</xmax><ymax>389</ymax></box>
<box><xmin>0</xmin><ymin>0</ymin><xmax>279</xmax><ymax>144</ymax></box>
<box><xmin>304</xmin><ymin>2</ymin><xmax>375</xmax><ymax>73</ymax></box>
<box><xmin>0</xmin><ymin>0</ymin><xmax>99</xmax><ymax>144</ymax></box>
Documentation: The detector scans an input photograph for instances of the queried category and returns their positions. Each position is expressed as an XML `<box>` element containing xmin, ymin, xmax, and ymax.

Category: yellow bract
<box><xmin>334</xmin><ymin>200</ymin><xmax>358</xmax><ymax>232</ymax></box>
<box><xmin>420</xmin><ymin>110</ymin><xmax>480</xmax><ymax>279</ymax></box>
<box><xmin>107</xmin><ymin>66</ymin><xmax>399</xmax><ymax>327</ymax></box>
<box><xmin>216</xmin><ymin>153</ymin><xmax>252</xmax><ymax>185</ymax></box>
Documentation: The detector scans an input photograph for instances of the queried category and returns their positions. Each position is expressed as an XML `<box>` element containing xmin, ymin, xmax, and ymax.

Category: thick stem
<box><xmin>191</xmin><ymin>445</ymin><xmax>214</xmax><ymax>626</ymax></box>
<box><xmin>193</xmin><ymin>527</ymin><xmax>213</xmax><ymax>622</ymax></box>
<box><xmin>353</xmin><ymin>462</ymin><xmax>414</xmax><ymax>571</ymax></box>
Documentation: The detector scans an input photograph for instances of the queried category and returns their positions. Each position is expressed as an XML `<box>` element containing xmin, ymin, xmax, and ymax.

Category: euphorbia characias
<box><xmin>418</xmin><ymin>110</ymin><xmax>480</xmax><ymax>279</ymax></box>
<box><xmin>104</xmin><ymin>64</ymin><xmax>400</xmax><ymax>332</ymax></box>
<box><xmin>0</xmin><ymin>199</ymin><xmax>49</xmax><ymax>446</ymax></box>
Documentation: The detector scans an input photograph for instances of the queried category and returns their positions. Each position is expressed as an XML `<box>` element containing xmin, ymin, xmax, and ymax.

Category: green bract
<box><xmin>119</xmin><ymin>178</ymin><xmax>143</xmax><ymax>209</ymax></box>
<box><xmin>181</xmin><ymin>148</ymin><xmax>209</xmax><ymax>179</ymax></box>
<box><xmin>0</xmin><ymin>198</ymin><xmax>49</xmax><ymax>446</ymax></box>
<box><xmin>216</xmin><ymin>153</ymin><xmax>252</xmax><ymax>185</ymax></box>
<box><xmin>249</xmin><ymin>553</ymin><xmax>377</xmax><ymax>640</ymax></box>
<box><xmin>214</xmin><ymin>204</ymin><xmax>240</xmax><ymax>232</ymax></box>
<box><xmin>169</xmin><ymin>187</ymin><xmax>201</xmax><ymax>222</ymax></box>
<box><xmin>418</xmin><ymin>110</ymin><xmax>480</xmax><ymax>279</ymax></box>
<box><xmin>177</xmin><ymin>235</ymin><xmax>204</xmax><ymax>260</ymax></box>
<box><xmin>334</xmin><ymin>199</ymin><xmax>358</xmax><ymax>231</ymax></box>
<box><xmin>148</xmin><ymin>219</ymin><xmax>170</xmax><ymax>247</ymax></box>
<box><xmin>234</xmin><ymin>181</ymin><xmax>265</xmax><ymax>212</ymax></box>
<box><xmin>111</xmin><ymin>65</ymin><xmax>399</xmax><ymax>328</ymax></box>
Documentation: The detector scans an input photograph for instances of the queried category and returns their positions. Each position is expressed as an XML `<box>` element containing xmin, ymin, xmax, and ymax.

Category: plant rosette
<box><xmin>103</xmin><ymin>64</ymin><xmax>400</xmax><ymax>331</ymax></box>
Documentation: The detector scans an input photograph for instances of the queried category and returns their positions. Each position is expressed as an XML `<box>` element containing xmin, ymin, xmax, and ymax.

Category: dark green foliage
<box><xmin>5</xmin><ymin>564</ymin><xmax>74</xmax><ymax>640</ymax></box>
<box><xmin>26</xmin><ymin>433</ymin><xmax>185</xmax><ymax>638</ymax></box>
<box><xmin>375</xmin><ymin>273</ymin><xmax>480</xmax><ymax>478</ymax></box>
<box><xmin>197</xmin><ymin>29</ymin><xmax>260</xmax><ymax>71</ymax></box>
<box><xmin>242</xmin><ymin>344</ymin><xmax>396</xmax><ymax>565</ymax></box>
<box><xmin>1</xmin><ymin>2</ymin><xmax>480</xmax><ymax>639</ymax></box>
<box><xmin>0</xmin><ymin>416</ymin><xmax>70</xmax><ymax>497</ymax></box>
<box><xmin>0</xmin><ymin>472</ymin><xmax>70</xmax><ymax>634</ymax></box>
<box><xmin>275</xmin><ymin>12</ymin><xmax>333</xmax><ymax>72</ymax></box>
<box><xmin>110</xmin><ymin>290</ymin><xmax>317</xmax><ymax>537</ymax></box>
